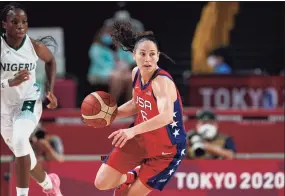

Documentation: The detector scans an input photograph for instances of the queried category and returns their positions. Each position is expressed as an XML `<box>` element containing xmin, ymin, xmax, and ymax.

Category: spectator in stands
<box><xmin>207</xmin><ymin>47</ymin><xmax>232</xmax><ymax>74</ymax></box>
<box><xmin>30</xmin><ymin>123</ymin><xmax>64</xmax><ymax>163</ymax></box>
<box><xmin>103</xmin><ymin>9</ymin><xmax>144</xmax><ymax>33</ymax></box>
<box><xmin>185</xmin><ymin>109</ymin><xmax>236</xmax><ymax>159</ymax></box>
<box><xmin>87</xmin><ymin>26</ymin><xmax>135</xmax><ymax>102</ymax></box>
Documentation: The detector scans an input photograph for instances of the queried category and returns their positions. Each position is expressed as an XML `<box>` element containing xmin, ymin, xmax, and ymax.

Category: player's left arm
<box><xmin>109</xmin><ymin>76</ymin><xmax>177</xmax><ymax>147</ymax></box>
<box><xmin>133</xmin><ymin>76</ymin><xmax>176</xmax><ymax>134</ymax></box>
<box><xmin>32</xmin><ymin>39</ymin><xmax>57</xmax><ymax>109</ymax></box>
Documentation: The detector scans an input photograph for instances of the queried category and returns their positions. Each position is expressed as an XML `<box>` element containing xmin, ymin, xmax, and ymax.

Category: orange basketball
<box><xmin>81</xmin><ymin>91</ymin><xmax>118</xmax><ymax>128</ymax></box>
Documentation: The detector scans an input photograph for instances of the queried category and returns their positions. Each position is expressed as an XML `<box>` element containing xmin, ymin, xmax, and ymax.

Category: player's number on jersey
<box><xmin>140</xmin><ymin>110</ymin><xmax>148</xmax><ymax>121</ymax></box>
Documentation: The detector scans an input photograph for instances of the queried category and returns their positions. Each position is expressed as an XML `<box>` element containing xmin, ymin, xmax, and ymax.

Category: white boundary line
<box><xmin>1</xmin><ymin>153</ymin><xmax>284</xmax><ymax>163</ymax></box>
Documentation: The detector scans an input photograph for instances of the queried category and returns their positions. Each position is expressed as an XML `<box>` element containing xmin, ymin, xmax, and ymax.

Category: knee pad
<box><xmin>12</xmin><ymin>118</ymin><xmax>36</xmax><ymax>157</ymax></box>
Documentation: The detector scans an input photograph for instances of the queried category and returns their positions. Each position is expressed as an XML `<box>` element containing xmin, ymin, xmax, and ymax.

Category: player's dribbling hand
<box><xmin>8</xmin><ymin>70</ymin><xmax>30</xmax><ymax>87</ymax></box>
<box><xmin>46</xmin><ymin>91</ymin><xmax>58</xmax><ymax>109</ymax></box>
<box><xmin>108</xmin><ymin>128</ymin><xmax>136</xmax><ymax>148</ymax></box>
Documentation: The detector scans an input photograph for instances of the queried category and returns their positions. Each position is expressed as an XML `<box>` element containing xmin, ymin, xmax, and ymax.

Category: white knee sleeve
<box><xmin>29</xmin><ymin>145</ymin><xmax>37</xmax><ymax>170</ymax></box>
<box><xmin>12</xmin><ymin>117</ymin><xmax>36</xmax><ymax>157</ymax></box>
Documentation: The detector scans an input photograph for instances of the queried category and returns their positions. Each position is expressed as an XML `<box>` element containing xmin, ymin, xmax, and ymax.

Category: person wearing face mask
<box><xmin>186</xmin><ymin>109</ymin><xmax>236</xmax><ymax>160</ymax></box>
<box><xmin>87</xmin><ymin>26</ymin><xmax>135</xmax><ymax>103</ymax></box>
<box><xmin>104</xmin><ymin>9</ymin><xmax>145</xmax><ymax>34</ymax></box>
<box><xmin>207</xmin><ymin>47</ymin><xmax>232</xmax><ymax>74</ymax></box>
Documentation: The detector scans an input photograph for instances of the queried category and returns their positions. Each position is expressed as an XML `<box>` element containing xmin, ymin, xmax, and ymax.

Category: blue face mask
<box><xmin>101</xmin><ymin>34</ymin><xmax>113</xmax><ymax>46</ymax></box>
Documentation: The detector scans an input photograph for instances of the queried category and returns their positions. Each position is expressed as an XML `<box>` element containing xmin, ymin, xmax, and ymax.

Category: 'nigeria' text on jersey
<box><xmin>132</xmin><ymin>68</ymin><xmax>186</xmax><ymax>147</ymax></box>
<box><xmin>1</xmin><ymin>35</ymin><xmax>40</xmax><ymax>107</ymax></box>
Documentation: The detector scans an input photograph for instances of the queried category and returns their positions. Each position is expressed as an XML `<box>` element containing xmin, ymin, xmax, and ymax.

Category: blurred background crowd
<box><xmin>0</xmin><ymin>1</ymin><xmax>281</xmax><ymax>108</ymax></box>
<box><xmin>1</xmin><ymin>1</ymin><xmax>284</xmax><ymax>196</ymax></box>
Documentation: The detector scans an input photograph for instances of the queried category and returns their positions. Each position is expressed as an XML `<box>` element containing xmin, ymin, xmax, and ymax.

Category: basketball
<box><xmin>81</xmin><ymin>91</ymin><xmax>118</xmax><ymax>128</ymax></box>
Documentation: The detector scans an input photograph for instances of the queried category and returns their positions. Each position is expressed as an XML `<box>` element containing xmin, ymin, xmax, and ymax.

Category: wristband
<box><xmin>1</xmin><ymin>79</ymin><xmax>10</xmax><ymax>89</ymax></box>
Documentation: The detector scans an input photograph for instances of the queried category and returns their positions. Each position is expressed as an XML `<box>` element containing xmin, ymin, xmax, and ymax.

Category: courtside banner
<box><xmin>8</xmin><ymin>160</ymin><xmax>284</xmax><ymax>196</ymax></box>
<box><xmin>188</xmin><ymin>75</ymin><xmax>284</xmax><ymax>109</ymax></box>
<box><xmin>1</xmin><ymin>108</ymin><xmax>284</xmax><ymax>155</ymax></box>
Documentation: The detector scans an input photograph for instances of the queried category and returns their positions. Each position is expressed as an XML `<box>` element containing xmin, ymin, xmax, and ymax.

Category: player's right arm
<box><xmin>115</xmin><ymin>67</ymin><xmax>138</xmax><ymax>120</ymax></box>
<box><xmin>1</xmin><ymin>70</ymin><xmax>30</xmax><ymax>89</ymax></box>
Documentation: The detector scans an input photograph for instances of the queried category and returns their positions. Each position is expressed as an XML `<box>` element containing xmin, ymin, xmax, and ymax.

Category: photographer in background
<box><xmin>30</xmin><ymin>123</ymin><xmax>65</xmax><ymax>163</ymax></box>
<box><xmin>186</xmin><ymin>110</ymin><xmax>236</xmax><ymax>159</ymax></box>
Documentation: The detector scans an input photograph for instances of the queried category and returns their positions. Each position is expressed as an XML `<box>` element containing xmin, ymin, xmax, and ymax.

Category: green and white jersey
<box><xmin>1</xmin><ymin>35</ymin><xmax>40</xmax><ymax>107</ymax></box>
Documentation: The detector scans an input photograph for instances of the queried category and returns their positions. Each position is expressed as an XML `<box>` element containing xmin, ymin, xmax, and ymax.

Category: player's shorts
<box><xmin>1</xmin><ymin>99</ymin><xmax>42</xmax><ymax>152</ymax></box>
<box><xmin>104</xmin><ymin>138</ymin><xmax>186</xmax><ymax>191</ymax></box>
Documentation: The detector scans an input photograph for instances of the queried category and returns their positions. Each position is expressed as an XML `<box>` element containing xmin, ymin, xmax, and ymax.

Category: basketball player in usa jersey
<box><xmin>95</xmin><ymin>22</ymin><xmax>187</xmax><ymax>196</ymax></box>
<box><xmin>1</xmin><ymin>3</ymin><xmax>62</xmax><ymax>196</ymax></box>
